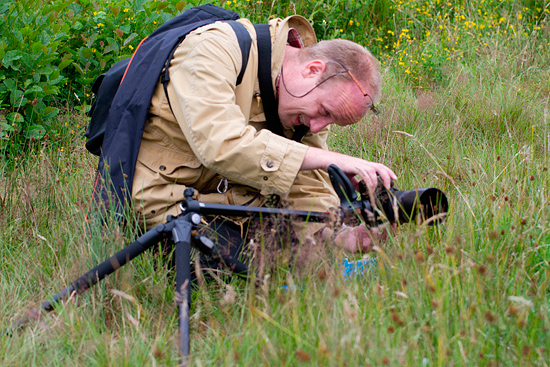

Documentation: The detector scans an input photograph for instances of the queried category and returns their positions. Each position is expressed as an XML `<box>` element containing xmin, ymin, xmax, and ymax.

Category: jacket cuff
<box><xmin>258</xmin><ymin>133</ymin><xmax>308</xmax><ymax>195</ymax></box>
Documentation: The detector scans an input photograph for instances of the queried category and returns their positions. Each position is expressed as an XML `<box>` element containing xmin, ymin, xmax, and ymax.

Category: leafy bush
<box><xmin>0</xmin><ymin>0</ymin><xmax>191</xmax><ymax>159</ymax></box>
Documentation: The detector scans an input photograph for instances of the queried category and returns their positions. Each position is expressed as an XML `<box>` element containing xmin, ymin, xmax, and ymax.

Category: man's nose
<box><xmin>308</xmin><ymin>117</ymin><xmax>332</xmax><ymax>133</ymax></box>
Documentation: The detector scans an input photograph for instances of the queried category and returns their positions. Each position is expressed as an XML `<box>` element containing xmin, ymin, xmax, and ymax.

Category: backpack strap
<box><xmin>253</xmin><ymin>24</ymin><xmax>284</xmax><ymax>138</ymax></box>
<box><xmin>254</xmin><ymin>24</ymin><xmax>310</xmax><ymax>142</ymax></box>
<box><xmin>161</xmin><ymin>20</ymin><xmax>251</xmax><ymax>112</ymax></box>
<box><xmin>230</xmin><ymin>21</ymin><xmax>251</xmax><ymax>85</ymax></box>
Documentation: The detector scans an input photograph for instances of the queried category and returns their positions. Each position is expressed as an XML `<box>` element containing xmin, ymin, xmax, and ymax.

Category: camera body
<box><xmin>327</xmin><ymin>164</ymin><xmax>448</xmax><ymax>227</ymax></box>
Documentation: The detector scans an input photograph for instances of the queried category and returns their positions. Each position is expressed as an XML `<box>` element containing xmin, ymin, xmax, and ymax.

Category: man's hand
<box><xmin>300</xmin><ymin>147</ymin><xmax>397</xmax><ymax>191</ymax></box>
<box><xmin>323</xmin><ymin>224</ymin><xmax>393</xmax><ymax>252</ymax></box>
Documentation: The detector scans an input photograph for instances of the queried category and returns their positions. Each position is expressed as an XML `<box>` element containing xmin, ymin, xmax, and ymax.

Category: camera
<box><xmin>328</xmin><ymin>164</ymin><xmax>448</xmax><ymax>227</ymax></box>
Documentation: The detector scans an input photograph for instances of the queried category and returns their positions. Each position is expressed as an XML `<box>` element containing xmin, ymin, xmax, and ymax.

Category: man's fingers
<box><xmin>377</xmin><ymin>170</ymin><xmax>393</xmax><ymax>189</ymax></box>
<box><xmin>356</xmin><ymin>167</ymin><xmax>378</xmax><ymax>191</ymax></box>
<box><xmin>349</xmin><ymin>176</ymin><xmax>361</xmax><ymax>191</ymax></box>
<box><xmin>375</xmin><ymin>165</ymin><xmax>397</xmax><ymax>189</ymax></box>
<box><xmin>356</xmin><ymin>164</ymin><xmax>397</xmax><ymax>191</ymax></box>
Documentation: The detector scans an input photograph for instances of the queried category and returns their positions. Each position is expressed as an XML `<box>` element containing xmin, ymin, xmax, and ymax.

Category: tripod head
<box><xmin>327</xmin><ymin>164</ymin><xmax>448</xmax><ymax>227</ymax></box>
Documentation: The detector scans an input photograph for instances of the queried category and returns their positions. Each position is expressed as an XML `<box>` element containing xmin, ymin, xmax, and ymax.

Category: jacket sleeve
<box><xmin>165</xmin><ymin>24</ymin><xmax>309</xmax><ymax>196</ymax></box>
<box><xmin>283</xmin><ymin>128</ymin><xmax>340</xmax><ymax>212</ymax></box>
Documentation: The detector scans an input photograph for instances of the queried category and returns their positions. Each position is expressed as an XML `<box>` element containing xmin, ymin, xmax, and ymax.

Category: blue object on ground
<box><xmin>342</xmin><ymin>258</ymin><xmax>378</xmax><ymax>280</ymax></box>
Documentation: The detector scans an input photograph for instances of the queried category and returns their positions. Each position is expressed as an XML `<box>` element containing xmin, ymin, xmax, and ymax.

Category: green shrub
<box><xmin>0</xmin><ymin>0</ymin><xmax>192</xmax><ymax>160</ymax></box>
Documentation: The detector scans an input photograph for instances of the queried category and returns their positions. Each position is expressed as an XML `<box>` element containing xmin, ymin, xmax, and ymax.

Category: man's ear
<box><xmin>302</xmin><ymin>60</ymin><xmax>326</xmax><ymax>78</ymax></box>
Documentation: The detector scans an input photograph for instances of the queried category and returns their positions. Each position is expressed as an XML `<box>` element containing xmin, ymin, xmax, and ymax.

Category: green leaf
<box><xmin>42</xmin><ymin>66</ymin><xmax>54</xmax><ymax>76</ymax></box>
<box><xmin>53</xmin><ymin>31</ymin><xmax>68</xmax><ymax>42</ymax></box>
<box><xmin>72</xmin><ymin>21</ymin><xmax>83</xmax><ymax>31</ymax></box>
<box><xmin>103</xmin><ymin>45</ymin><xmax>114</xmax><ymax>54</ymax></box>
<box><xmin>59</xmin><ymin>58</ymin><xmax>73</xmax><ymax>70</ymax></box>
<box><xmin>50</xmin><ymin>75</ymin><xmax>65</xmax><ymax>85</ymax></box>
<box><xmin>40</xmin><ymin>30</ymin><xmax>51</xmax><ymax>46</ymax></box>
<box><xmin>13</xmin><ymin>29</ymin><xmax>23</xmax><ymax>46</ymax></box>
<box><xmin>10</xmin><ymin>90</ymin><xmax>26</xmax><ymax>106</ymax></box>
<box><xmin>24</xmin><ymin>125</ymin><xmax>46</xmax><ymax>139</ymax></box>
<box><xmin>72</xmin><ymin>62</ymin><xmax>84</xmax><ymax>75</ymax></box>
<box><xmin>80</xmin><ymin>47</ymin><xmax>93</xmax><ymax>60</ymax></box>
<box><xmin>119</xmin><ymin>24</ymin><xmax>131</xmax><ymax>33</ymax></box>
<box><xmin>43</xmin><ymin>85</ymin><xmax>59</xmax><ymax>96</ymax></box>
<box><xmin>2</xmin><ymin>50</ymin><xmax>23</xmax><ymax>70</ymax></box>
<box><xmin>123</xmin><ymin>33</ymin><xmax>138</xmax><ymax>46</ymax></box>
<box><xmin>160</xmin><ymin>12</ymin><xmax>173</xmax><ymax>24</ymax></box>
<box><xmin>24</xmin><ymin>85</ymin><xmax>43</xmax><ymax>95</ymax></box>
<box><xmin>67</xmin><ymin>3</ymin><xmax>82</xmax><ymax>15</ymax></box>
<box><xmin>87</xmin><ymin>33</ymin><xmax>98</xmax><ymax>48</ymax></box>
<box><xmin>133</xmin><ymin>0</ymin><xmax>148</xmax><ymax>13</ymax></box>
<box><xmin>3</xmin><ymin>79</ymin><xmax>17</xmax><ymax>92</ymax></box>
<box><xmin>43</xmin><ymin>106</ymin><xmax>59</xmax><ymax>120</ymax></box>
<box><xmin>0</xmin><ymin>121</ymin><xmax>15</xmax><ymax>135</ymax></box>
<box><xmin>110</xmin><ymin>5</ymin><xmax>121</xmax><ymax>16</ymax></box>
<box><xmin>6</xmin><ymin>112</ymin><xmax>24</xmax><ymax>123</ymax></box>
<box><xmin>31</xmin><ymin>42</ymin><xmax>44</xmax><ymax>54</ymax></box>
<box><xmin>176</xmin><ymin>1</ymin><xmax>186</xmax><ymax>12</ymax></box>
<box><xmin>157</xmin><ymin>2</ymin><xmax>169</xmax><ymax>11</ymax></box>
<box><xmin>40</xmin><ymin>53</ymin><xmax>60</xmax><ymax>66</ymax></box>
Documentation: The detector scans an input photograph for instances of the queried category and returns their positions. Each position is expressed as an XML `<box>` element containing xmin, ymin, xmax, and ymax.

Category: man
<box><xmin>131</xmin><ymin>14</ymin><xmax>397</xmax><ymax>252</ymax></box>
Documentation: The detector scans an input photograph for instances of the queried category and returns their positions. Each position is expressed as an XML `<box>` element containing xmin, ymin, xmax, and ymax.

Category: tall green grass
<box><xmin>1</xmin><ymin>0</ymin><xmax>549</xmax><ymax>365</ymax></box>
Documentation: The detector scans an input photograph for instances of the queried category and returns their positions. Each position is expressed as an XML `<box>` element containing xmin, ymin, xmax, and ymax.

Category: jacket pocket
<box><xmin>136</xmin><ymin>140</ymin><xmax>204</xmax><ymax>185</ymax></box>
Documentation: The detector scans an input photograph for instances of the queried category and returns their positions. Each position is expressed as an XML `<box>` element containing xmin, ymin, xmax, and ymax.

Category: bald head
<box><xmin>298</xmin><ymin>39</ymin><xmax>381</xmax><ymax>103</ymax></box>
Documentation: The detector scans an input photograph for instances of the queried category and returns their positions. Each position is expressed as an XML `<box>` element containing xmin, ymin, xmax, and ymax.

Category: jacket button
<box><xmin>263</xmin><ymin>176</ymin><xmax>268</xmax><ymax>181</ymax></box>
<box><xmin>159</xmin><ymin>165</ymin><xmax>166</xmax><ymax>171</ymax></box>
<box><xmin>266</xmin><ymin>160</ymin><xmax>274</xmax><ymax>168</ymax></box>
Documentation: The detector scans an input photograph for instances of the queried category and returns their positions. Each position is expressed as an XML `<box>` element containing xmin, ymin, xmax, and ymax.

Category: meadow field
<box><xmin>1</xmin><ymin>0</ymin><xmax>549</xmax><ymax>365</ymax></box>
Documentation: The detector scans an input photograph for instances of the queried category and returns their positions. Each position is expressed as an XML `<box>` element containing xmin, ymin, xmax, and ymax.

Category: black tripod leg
<box><xmin>171</xmin><ymin>214</ymin><xmax>200</xmax><ymax>365</ymax></box>
<box><xmin>6</xmin><ymin>223</ymin><xmax>169</xmax><ymax>334</ymax></box>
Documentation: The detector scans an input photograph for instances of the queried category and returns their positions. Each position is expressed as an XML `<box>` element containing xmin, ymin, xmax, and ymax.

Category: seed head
<box><xmin>477</xmin><ymin>264</ymin><xmax>487</xmax><ymax>275</ymax></box>
<box><xmin>484</xmin><ymin>311</ymin><xmax>496</xmax><ymax>323</ymax></box>
<box><xmin>295</xmin><ymin>349</ymin><xmax>311</xmax><ymax>362</ymax></box>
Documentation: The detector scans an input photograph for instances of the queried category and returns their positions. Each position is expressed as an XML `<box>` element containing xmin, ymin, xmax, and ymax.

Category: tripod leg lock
<box><xmin>194</xmin><ymin>235</ymin><xmax>214</xmax><ymax>256</ymax></box>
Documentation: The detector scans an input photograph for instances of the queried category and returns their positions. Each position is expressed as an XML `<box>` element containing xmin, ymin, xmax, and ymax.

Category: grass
<box><xmin>1</xmin><ymin>0</ymin><xmax>550</xmax><ymax>366</ymax></box>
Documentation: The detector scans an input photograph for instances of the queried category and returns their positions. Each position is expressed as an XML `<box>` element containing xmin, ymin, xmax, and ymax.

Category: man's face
<box><xmin>277</xmin><ymin>62</ymin><xmax>370</xmax><ymax>134</ymax></box>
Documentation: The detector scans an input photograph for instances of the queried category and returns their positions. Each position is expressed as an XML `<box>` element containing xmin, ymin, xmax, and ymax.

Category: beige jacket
<box><xmin>132</xmin><ymin>16</ymin><xmax>339</xmax><ymax>227</ymax></box>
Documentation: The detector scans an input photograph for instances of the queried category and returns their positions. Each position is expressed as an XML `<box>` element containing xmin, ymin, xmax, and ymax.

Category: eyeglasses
<box><xmin>280</xmin><ymin>60</ymin><xmax>380</xmax><ymax>115</ymax></box>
